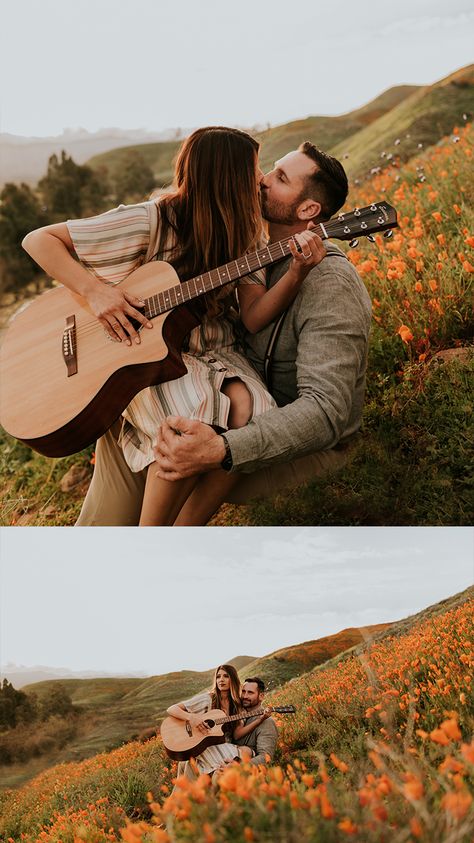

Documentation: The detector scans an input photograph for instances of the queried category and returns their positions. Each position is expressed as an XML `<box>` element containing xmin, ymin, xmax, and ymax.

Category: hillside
<box><xmin>85</xmin><ymin>84</ymin><xmax>418</xmax><ymax>187</ymax></box>
<box><xmin>0</xmin><ymin>587</ymin><xmax>471</xmax><ymax>842</ymax></box>
<box><xmin>85</xmin><ymin>65</ymin><xmax>472</xmax><ymax>190</ymax></box>
<box><xmin>332</xmin><ymin>64</ymin><xmax>474</xmax><ymax>180</ymax></box>
<box><xmin>254</xmin><ymin>86</ymin><xmax>419</xmax><ymax>171</ymax></box>
<box><xmin>239</xmin><ymin>623</ymin><xmax>391</xmax><ymax>689</ymax></box>
<box><xmin>0</xmin><ymin>626</ymin><xmax>389</xmax><ymax>789</ymax></box>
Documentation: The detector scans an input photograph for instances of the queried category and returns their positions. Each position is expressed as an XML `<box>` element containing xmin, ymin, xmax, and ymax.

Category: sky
<box><xmin>1</xmin><ymin>528</ymin><xmax>472</xmax><ymax>676</ymax></box>
<box><xmin>1</xmin><ymin>0</ymin><xmax>473</xmax><ymax>137</ymax></box>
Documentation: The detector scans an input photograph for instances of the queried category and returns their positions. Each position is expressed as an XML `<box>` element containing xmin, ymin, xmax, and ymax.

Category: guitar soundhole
<box><xmin>205</xmin><ymin>719</ymin><xmax>215</xmax><ymax>729</ymax></box>
<box><xmin>129</xmin><ymin>307</ymin><xmax>147</xmax><ymax>333</ymax></box>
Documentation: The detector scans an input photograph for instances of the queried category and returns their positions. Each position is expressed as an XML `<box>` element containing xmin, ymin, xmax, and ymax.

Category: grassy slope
<box><xmin>238</xmin><ymin>623</ymin><xmax>391</xmax><ymax>690</ymax></box>
<box><xmin>0</xmin><ymin>628</ymin><xmax>388</xmax><ymax>789</ymax></box>
<box><xmin>332</xmin><ymin>64</ymin><xmax>474</xmax><ymax>179</ymax></box>
<box><xmin>255</xmin><ymin>86</ymin><xmax>418</xmax><ymax>171</ymax></box>
<box><xmin>1</xmin><ymin>587</ymin><xmax>471</xmax><ymax>842</ymax></box>
<box><xmin>86</xmin><ymin>85</ymin><xmax>419</xmax><ymax>186</ymax></box>
<box><xmin>86</xmin><ymin>65</ymin><xmax>471</xmax><ymax>187</ymax></box>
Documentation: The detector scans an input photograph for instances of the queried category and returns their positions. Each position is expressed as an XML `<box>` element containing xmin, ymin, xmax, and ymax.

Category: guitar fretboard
<box><xmin>143</xmin><ymin>227</ymin><xmax>323</xmax><ymax>320</ymax></box>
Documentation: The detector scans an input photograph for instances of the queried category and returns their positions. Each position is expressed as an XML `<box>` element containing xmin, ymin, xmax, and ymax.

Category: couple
<box><xmin>23</xmin><ymin>127</ymin><xmax>371</xmax><ymax>525</ymax></box>
<box><xmin>168</xmin><ymin>666</ymin><xmax>278</xmax><ymax>779</ymax></box>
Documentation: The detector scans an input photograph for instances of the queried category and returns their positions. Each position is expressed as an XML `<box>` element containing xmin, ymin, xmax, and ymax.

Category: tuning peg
<box><xmin>370</xmin><ymin>204</ymin><xmax>377</xmax><ymax>211</ymax></box>
<box><xmin>384</xmin><ymin>230</ymin><xmax>394</xmax><ymax>239</ymax></box>
<box><xmin>354</xmin><ymin>208</ymin><xmax>361</xmax><ymax>216</ymax></box>
<box><xmin>367</xmin><ymin>235</ymin><xmax>376</xmax><ymax>243</ymax></box>
<box><xmin>349</xmin><ymin>239</ymin><xmax>359</xmax><ymax>248</ymax></box>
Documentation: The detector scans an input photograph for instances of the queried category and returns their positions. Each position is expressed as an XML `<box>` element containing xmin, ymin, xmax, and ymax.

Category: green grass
<box><xmin>241</xmin><ymin>355</ymin><xmax>474</xmax><ymax>527</ymax></box>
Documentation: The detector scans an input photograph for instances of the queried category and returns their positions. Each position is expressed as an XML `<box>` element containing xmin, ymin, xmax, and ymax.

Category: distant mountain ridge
<box><xmin>0</xmin><ymin>127</ymin><xmax>191</xmax><ymax>187</ymax></box>
<box><xmin>0</xmin><ymin>663</ymin><xmax>147</xmax><ymax>689</ymax></box>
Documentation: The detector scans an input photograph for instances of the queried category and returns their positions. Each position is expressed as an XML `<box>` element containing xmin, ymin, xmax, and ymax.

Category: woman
<box><xmin>167</xmin><ymin>664</ymin><xmax>254</xmax><ymax>776</ymax></box>
<box><xmin>23</xmin><ymin>127</ymin><xmax>322</xmax><ymax>525</ymax></box>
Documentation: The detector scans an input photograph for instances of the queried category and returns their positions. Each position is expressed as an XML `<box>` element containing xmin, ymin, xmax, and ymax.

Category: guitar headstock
<box><xmin>324</xmin><ymin>202</ymin><xmax>398</xmax><ymax>242</ymax></box>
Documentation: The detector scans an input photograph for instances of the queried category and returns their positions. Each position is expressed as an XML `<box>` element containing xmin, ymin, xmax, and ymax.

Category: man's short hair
<box><xmin>298</xmin><ymin>142</ymin><xmax>348</xmax><ymax>219</ymax></box>
<box><xmin>244</xmin><ymin>677</ymin><xmax>265</xmax><ymax>693</ymax></box>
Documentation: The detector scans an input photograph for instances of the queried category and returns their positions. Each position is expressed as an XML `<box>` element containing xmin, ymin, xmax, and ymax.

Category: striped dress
<box><xmin>180</xmin><ymin>691</ymin><xmax>244</xmax><ymax>774</ymax></box>
<box><xmin>67</xmin><ymin>200</ymin><xmax>276</xmax><ymax>472</ymax></box>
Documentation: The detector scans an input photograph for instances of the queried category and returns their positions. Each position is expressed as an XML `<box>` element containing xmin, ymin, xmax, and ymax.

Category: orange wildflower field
<box><xmin>345</xmin><ymin>121</ymin><xmax>473</xmax><ymax>365</ymax></box>
<box><xmin>1</xmin><ymin>589</ymin><xmax>472</xmax><ymax>843</ymax></box>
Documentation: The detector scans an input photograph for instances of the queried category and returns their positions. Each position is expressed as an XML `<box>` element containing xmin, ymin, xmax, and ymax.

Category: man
<box><xmin>77</xmin><ymin>143</ymin><xmax>371</xmax><ymax>525</ymax></box>
<box><xmin>233</xmin><ymin>677</ymin><xmax>278</xmax><ymax>766</ymax></box>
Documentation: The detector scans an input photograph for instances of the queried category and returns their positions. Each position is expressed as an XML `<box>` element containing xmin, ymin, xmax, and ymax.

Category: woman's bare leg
<box><xmin>139</xmin><ymin>470</ymin><xmax>199</xmax><ymax>526</ymax></box>
<box><xmin>174</xmin><ymin>380</ymin><xmax>252</xmax><ymax>526</ymax></box>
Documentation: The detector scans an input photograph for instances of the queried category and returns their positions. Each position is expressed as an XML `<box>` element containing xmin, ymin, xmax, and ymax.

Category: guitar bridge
<box><xmin>62</xmin><ymin>315</ymin><xmax>77</xmax><ymax>376</ymax></box>
<box><xmin>185</xmin><ymin>720</ymin><xmax>193</xmax><ymax>736</ymax></box>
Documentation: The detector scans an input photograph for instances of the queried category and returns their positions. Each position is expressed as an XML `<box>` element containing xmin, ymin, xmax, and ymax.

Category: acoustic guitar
<box><xmin>0</xmin><ymin>202</ymin><xmax>397</xmax><ymax>457</ymax></box>
<box><xmin>160</xmin><ymin>704</ymin><xmax>296</xmax><ymax>760</ymax></box>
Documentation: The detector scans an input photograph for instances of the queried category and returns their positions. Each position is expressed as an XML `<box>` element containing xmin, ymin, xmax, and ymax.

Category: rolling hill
<box><xmin>331</xmin><ymin>63</ymin><xmax>474</xmax><ymax>180</ymax></box>
<box><xmin>85</xmin><ymin>64</ymin><xmax>472</xmax><ymax>193</ymax></box>
<box><xmin>1</xmin><ymin>623</ymin><xmax>390</xmax><ymax>788</ymax></box>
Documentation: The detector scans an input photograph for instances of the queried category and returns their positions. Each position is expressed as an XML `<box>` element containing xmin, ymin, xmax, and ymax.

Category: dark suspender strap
<box><xmin>263</xmin><ymin>253</ymin><xmax>349</xmax><ymax>391</ymax></box>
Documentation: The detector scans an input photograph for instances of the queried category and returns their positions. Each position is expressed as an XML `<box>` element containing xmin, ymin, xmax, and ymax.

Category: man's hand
<box><xmin>287</xmin><ymin>226</ymin><xmax>326</xmax><ymax>282</ymax></box>
<box><xmin>153</xmin><ymin>417</ymin><xmax>226</xmax><ymax>480</ymax></box>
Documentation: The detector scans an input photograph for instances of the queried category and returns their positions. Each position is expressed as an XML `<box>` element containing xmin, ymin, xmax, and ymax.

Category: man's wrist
<box><xmin>219</xmin><ymin>434</ymin><xmax>233</xmax><ymax>471</ymax></box>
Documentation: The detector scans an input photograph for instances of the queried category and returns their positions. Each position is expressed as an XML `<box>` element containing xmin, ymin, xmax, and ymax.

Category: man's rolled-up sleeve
<box><xmin>224</xmin><ymin>269</ymin><xmax>371</xmax><ymax>473</ymax></box>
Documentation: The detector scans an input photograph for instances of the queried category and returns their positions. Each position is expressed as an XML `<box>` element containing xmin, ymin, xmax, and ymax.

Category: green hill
<box><xmin>239</xmin><ymin>623</ymin><xmax>391</xmax><ymax>690</ymax></box>
<box><xmin>86</xmin><ymin>64</ymin><xmax>473</xmax><ymax>192</ymax></box>
<box><xmin>86</xmin><ymin>85</ymin><xmax>419</xmax><ymax>189</ymax></box>
<box><xmin>255</xmin><ymin>86</ymin><xmax>419</xmax><ymax>172</ymax></box>
<box><xmin>332</xmin><ymin>64</ymin><xmax>474</xmax><ymax>180</ymax></box>
<box><xmin>1</xmin><ymin>625</ymin><xmax>391</xmax><ymax>789</ymax></box>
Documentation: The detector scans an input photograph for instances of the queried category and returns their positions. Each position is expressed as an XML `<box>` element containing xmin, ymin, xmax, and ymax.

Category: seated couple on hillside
<box><xmin>23</xmin><ymin>127</ymin><xmax>371</xmax><ymax>526</ymax></box>
<box><xmin>168</xmin><ymin>666</ymin><xmax>278</xmax><ymax>780</ymax></box>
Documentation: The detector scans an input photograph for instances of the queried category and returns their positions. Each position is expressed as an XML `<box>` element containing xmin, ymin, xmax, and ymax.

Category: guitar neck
<box><xmin>142</xmin><ymin>200</ymin><xmax>397</xmax><ymax>321</ymax></box>
<box><xmin>212</xmin><ymin>706</ymin><xmax>290</xmax><ymax>726</ymax></box>
<box><xmin>143</xmin><ymin>236</ymin><xmax>300</xmax><ymax>320</ymax></box>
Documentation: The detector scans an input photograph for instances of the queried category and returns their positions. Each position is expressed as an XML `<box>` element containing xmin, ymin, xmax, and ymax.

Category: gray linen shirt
<box><xmin>235</xmin><ymin>714</ymin><xmax>278</xmax><ymax>766</ymax></box>
<box><xmin>225</xmin><ymin>243</ymin><xmax>372</xmax><ymax>472</ymax></box>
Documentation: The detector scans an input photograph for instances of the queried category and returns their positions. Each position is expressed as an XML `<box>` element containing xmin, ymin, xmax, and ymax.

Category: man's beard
<box><xmin>260</xmin><ymin>189</ymin><xmax>300</xmax><ymax>226</ymax></box>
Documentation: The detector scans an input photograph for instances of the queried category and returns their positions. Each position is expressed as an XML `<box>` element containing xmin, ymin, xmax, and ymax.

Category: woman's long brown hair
<box><xmin>158</xmin><ymin>127</ymin><xmax>262</xmax><ymax>317</ymax></box>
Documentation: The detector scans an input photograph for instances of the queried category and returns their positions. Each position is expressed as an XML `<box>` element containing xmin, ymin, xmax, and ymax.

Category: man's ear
<box><xmin>296</xmin><ymin>198</ymin><xmax>321</xmax><ymax>221</ymax></box>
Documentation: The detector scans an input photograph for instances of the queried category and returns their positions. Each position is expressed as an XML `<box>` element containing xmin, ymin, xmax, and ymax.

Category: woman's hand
<box><xmin>187</xmin><ymin>713</ymin><xmax>210</xmax><ymax>734</ymax></box>
<box><xmin>86</xmin><ymin>282</ymin><xmax>153</xmax><ymax>345</ymax></box>
<box><xmin>287</xmin><ymin>226</ymin><xmax>326</xmax><ymax>282</ymax></box>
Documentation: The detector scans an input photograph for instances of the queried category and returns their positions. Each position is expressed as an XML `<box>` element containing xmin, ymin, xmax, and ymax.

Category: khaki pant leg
<box><xmin>75</xmin><ymin>420</ymin><xmax>147</xmax><ymax>526</ymax></box>
<box><xmin>225</xmin><ymin>441</ymin><xmax>356</xmax><ymax>505</ymax></box>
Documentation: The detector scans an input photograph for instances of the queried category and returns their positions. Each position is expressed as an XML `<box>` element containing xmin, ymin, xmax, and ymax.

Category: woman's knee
<box><xmin>222</xmin><ymin>379</ymin><xmax>252</xmax><ymax>429</ymax></box>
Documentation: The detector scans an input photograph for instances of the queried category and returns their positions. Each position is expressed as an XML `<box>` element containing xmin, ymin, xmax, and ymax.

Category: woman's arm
<box><xmin>166</xmin><ymin>703</ymin><xmax>209</xmax><ymax>733</ymax></box>
<box><xmin>22</xmin><ymin>223</ymin><xmax>152</xmax><ymax>344</ymax></box>
<box><xmin>233</xmin><ymin>709</ymin><xmax>271</xmax><ymax>740</ymax></box>
<box><xmin>237</xmin><ymin>228</ymin><xmax>326</xmax><ymax>334</ymax></box>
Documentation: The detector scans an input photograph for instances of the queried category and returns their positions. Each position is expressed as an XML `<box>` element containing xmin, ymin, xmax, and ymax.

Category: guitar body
<box><xmin>0</xmin><ymin>262</ymin><xmax>201</xmax><ymax>457</ymax></box>
<box><xmin>0</xmin><ymin>201</ymin><xmax>398</xmax><ymax>458</ymax></box>
<box><xmin>160</xmin><ymin>709</ymin><xmax>229</xmax><ymax>761</ymax></box>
